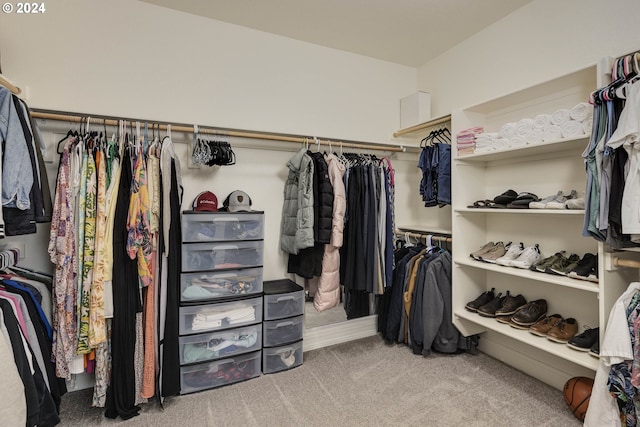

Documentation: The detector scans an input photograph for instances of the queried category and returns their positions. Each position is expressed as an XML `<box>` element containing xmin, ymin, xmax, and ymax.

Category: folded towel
<box><xmin>533</xmin><ymin>114</ymin><xmax>552</xmax><ymax>130</ymax></box>
<box><xmin>560</xmin><ymin>120</ymin><xmax>584</xmax><ymax>138</ymax></box>
<box><xmin>542</xmin><ymin>125</ymin><xmax>563</xmax><ymax>142</ymax></box>
<box><xmin>509</xmin><ymin>136</ymin><xmax>526</xmax><ymax>147</ymax></box>
<box><xmin>499</xmin><ymin>122</ymin><xmax>517</xmax><ymax>139</ymax></box>
<box><xmin>515</xmin><ymin>118</ymin><xmax>534</xmax><ymax>137</ymax></box>
<box><xmin>569</xmin><ymin>102</ymin><xmax>593</xmax><ymax>122</ymax></box>
<box><xmin>525</xmin><ymin>129</ymin><xmax>543</xmax><ymax>145</ymax></box>
<box><xmin>551</xmin><ymin>109</ymin><xmax>571</xmax><ymax>125</ymax></box>
<box><xmin>582</xmin><ymin>117</ymin><xmax>593</xmax><ymax>135</ymax></box>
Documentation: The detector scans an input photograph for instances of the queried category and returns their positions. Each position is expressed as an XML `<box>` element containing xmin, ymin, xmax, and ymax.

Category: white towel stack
<box><xmin>551</xmin><ymin>108</ymin><xmax>571</xmax><ymax>126</ymax></box>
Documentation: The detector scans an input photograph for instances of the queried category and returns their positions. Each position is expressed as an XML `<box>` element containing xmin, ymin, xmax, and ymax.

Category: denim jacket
<box><xmin>0</xmin><ymin>86</ymin><xmax>33</xmax><ymax>210</ymax></box>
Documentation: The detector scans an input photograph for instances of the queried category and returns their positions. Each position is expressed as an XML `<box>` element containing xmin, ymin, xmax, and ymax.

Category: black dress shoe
<box><xmin>477</xmin><ymin>293</ymin><xmax>505</xmax><ymax>317</ymax></box>
<box><xmin>511</xmin><ymin>299</ymin><xmax>547</xmax><ymax>326</ymax></box>
<box><xmin>465</xmin><ymin>288</ymin><xmax>495</xmax><ymax>312</ymax></box>
<box><xmin>567</xmin><ymin>327</ymin><xmax>599</xmax><ymax>351</ymax></box>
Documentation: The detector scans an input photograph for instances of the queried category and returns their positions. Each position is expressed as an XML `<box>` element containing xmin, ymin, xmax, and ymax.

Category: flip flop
<box><xmin>467</xmin><ymin>199</ymin><xmax>491</xmax><ymax>208</ymax></box>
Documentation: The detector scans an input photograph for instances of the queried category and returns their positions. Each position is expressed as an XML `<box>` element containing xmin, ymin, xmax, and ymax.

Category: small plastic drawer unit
<box><xmin>182</xmin><ymin>212</ymin><xmax>264</xmax><ymax>243</ymax></box>
<box><xmin>263</xmin><ymin>315</ymin><xmax>303</xmax><ymax>347</ymax></box>
<box><xmin>263</xmin><ymin>279</ymin><xmax>304</xmax><ymax>321</ymax></box>
<box><xmin>179</xmin><ymin>323</ymin><xmax>263</xmax><ymax>365</ymax></box>
<box><xmin>180</xmin><ymin>267</ymin><xmax>264</xmax><ymax>303</ymax></box>
<box><xmin>182</xmin><ymin>240</ymin><xmax>264</xmax><ymax>272</ymax></box>
<box><xmin>262</xmin><ymin>340</ymin><xmax>303</xmax><ymax>374</ymax></box>
<box><xmin>180</xmin><ymin>350</ymin><xmax>262</xmax><ymax>394</ymax></box>
<box><xmin>179</xmin><ymin>296</ymin><xmax>263</xmax><ymax>335</ymax></box>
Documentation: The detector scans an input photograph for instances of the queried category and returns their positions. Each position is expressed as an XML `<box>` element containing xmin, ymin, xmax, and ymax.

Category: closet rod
<box><xmin>393</xmin><ymin>114</ymin><xmax>451</xmax><ymax>138</ymax></box>
<box><xmin>30</xmin><ymin>109</ymin><xmax>406</xmax><ymax>153</ymax></box>
<box><xmin>395</xmin><ymin>230</ymin><xmax>452</xmax><ymax>243</ymax></box>
<box><xmin>612</xmin><ymin>257</ymin><xmax>640</xmax><ymax>269</ymax></box>
<box><xmin>0</xmin><ymin>74</ymin><xmax>22</xmax><ymax>96</ymax></box>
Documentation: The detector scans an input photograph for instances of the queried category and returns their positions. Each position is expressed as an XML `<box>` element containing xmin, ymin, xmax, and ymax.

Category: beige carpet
<box><xmin>58</xmin><ymin>335</ymin><xmax>582</xmax><ymax>426</ymax></box>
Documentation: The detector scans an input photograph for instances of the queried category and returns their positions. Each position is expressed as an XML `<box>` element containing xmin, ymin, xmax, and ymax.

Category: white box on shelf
<box><xmin>400</xmin><ymin>91</ymin><xmax>431</xmax><ymax>129</ymax></box>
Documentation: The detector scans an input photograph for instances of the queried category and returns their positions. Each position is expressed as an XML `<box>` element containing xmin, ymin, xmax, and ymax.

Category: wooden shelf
<box><xmin>454</xmin><ymin>309</ymin><xmax>598</xmax><ymax>371</ymax></box>
<box><xmin>397</xmin><ymin>224</ymin><xmax>452</xmax><ymax>235</ymax></box>
<box><xmin>393</xmin><ymin>113</ymin><xmax>452</xmax><ymax>141</ymax></box>
<box><xmin>455</xmin><ymin>258</ymin><xmax>600</xmax><ymax>293</ymax></box>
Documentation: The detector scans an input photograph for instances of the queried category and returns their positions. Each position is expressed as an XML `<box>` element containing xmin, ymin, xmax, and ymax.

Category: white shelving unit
<box><xmin>449</xmin><ymin>63</ymin><xmax>638</xmax><ymax>389</ymax></box>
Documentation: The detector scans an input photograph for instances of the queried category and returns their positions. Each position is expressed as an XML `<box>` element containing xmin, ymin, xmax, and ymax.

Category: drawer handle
<box><xmin>210</xmin><ymin>245</ymin><xmax>239</xmax><ymax>251</ymax></box>
<box><xmin>275</xmin><ymin>295</ymin><xmax>295</xmax><ymax>302</ymax></box>
<box><xmin>212</xmin><ymin>217</ymin><xmax>240</xmax><ymax>222</ymax></box>
<box><xmin>276</xmin><ymin>321</ymin><xmax>294</xmax><ymax>328</ymax></box>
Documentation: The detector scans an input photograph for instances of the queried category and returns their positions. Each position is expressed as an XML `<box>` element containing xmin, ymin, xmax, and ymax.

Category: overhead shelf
<box><xmin>392</xmin><ymin>113</ymin><xmax>452</xmax><ymax>142</ymax></box>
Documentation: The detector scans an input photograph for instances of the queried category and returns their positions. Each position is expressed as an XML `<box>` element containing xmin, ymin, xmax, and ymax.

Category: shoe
<box><xmin>510</xmin><ymin>244</ymin><xmax>541</xmax><ymax>269</ymax></box>
<box><xmin>529</xmin><ymin>191</ymin><xmax>564</xmax><ymax>209</ymax></box>
<box><xmin>495</xmin><ymin>242</ymin><xmax>524</xmax><ymax>266</ymax></box>
<box><xmin>567</xmin><ymin>253</ymin><xmax>598</xmax><ymax>281</ymax></box>
<box><xmin>547</xmin><ymin>318</ymin><xmax>578</xmax><ymax>343</ymax></box>
<box><xmin>545</xmin><ymin>190</ymin><xmax>577</xmax><ymax>209</ymax></box>
<box><xmin>507</xmin><ymin>192</ymin><xmax>539</xmax><ymax>209</ymax></box>
<box><xmin>493</xmin><ymin>189</ymin><xmax>518</xmax><ymax>205</ymax></box>
<box><xmin>548</xmin><ymin>253</ymin><xmax>581</xmax><ymax>276</ymax></box>
<box><xmin>496</xmin><ymin>314</ymin><xmax>513</xmax><ymax>324</ymax></box>
<box><xmin>511</xmin><ymin>299</ymin><xmax>548</xmax><ymax>327</ymax></box>
<box><xmin>465</xmin><ymin>287</ymin><xmax>496</xmax><ymax>312</ymax></box>
<box><xmin>529</xmin><ymin>314</ymin><xmax>563</xmax><ymax>337</ymax></box>
<box><xmin>477</xmin><ymin>293</ymin><xmax>506</xmax><ymax>317</ymax></box>
<box><xmin>587</xmin><ymin>262</ymin><xmax>599</xmax><ymax>283</ymax></box>
<box><xmin>589</xmin><ymin>340</ymin><xmax>600</xmax><ymax>358</ymax></box>
<box><xmin>567</xmin><ymin>327</ymin><xmax>599</xmax><ymax>352</ymax></box>
<box><xmin>495</xmin><ymin>292</ymin><xmax>527</xmax><ymax>316</ymax></box>
<box><xmin>530</xmin><ymin>251</ymin><xmax>566</xmax><ymax>273</ymax></box>
<box><xmin>479</xmin><ymin>242</ymin><xmax>508</xmax><ymax>263</ymax></box>
<box><xmin>470</xmin><ymin>242</ymin><xmax>496</xmax><ymax>261</ymax></box>
<box><xmin>565</xmin><ymin>197</ymin><xmax>586</xmax><ymax>210</ymax></box>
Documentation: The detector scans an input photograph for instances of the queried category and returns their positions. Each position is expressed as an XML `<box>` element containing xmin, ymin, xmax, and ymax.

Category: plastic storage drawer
<box><xmin>262</xmin><ymin>340</ymin><xmax>303</xmax><ymax>374</ymax></box>
<box><xmin>180</xmin><ymin>267</ymin><xmax>263</xmax><ymax>303</ymax></box>
<box><xmin>180</xmin><ymin>350</ymin><xmax>262</xmax><ymax>394</ymax></box>
<box><xmin>182</xmin><ymin>240</ymin><xmax>264</xmax><ymax>272</ymax></box>
<box><xmin>263</xmin><ymin>315</ymin><xmax>303</xmax><ymax>347</ymax></box>
<box><xmin>264</xmin><ymin>292</ymin><xmax>304</xmax><ymax>321</ymax></box>
<box><xmin>179</xmin><ymin>323</ymin><xmax>263</xmax><ymax>365</ymax></box>
<box><xmin>182</xmin><ymin>212</ymin><xmax>264</xmax><ymax>243</ymax></box>
<box><xmin>179</xmin><ymin>296</ymin><xmax>263</xmax><ymax>335</ymax></box>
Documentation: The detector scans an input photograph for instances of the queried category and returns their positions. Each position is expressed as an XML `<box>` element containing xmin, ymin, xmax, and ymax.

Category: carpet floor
<box><xmin>58</xmin><ymin>335</ymin><xmax>582</xmax><ymax>426</ymax></box>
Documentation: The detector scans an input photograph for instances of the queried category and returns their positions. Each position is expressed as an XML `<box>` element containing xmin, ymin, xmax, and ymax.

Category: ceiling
<box><xmin>140</xmin><ymin>0</ymin><xmax>533</xmax><ymax>67</ymax></box>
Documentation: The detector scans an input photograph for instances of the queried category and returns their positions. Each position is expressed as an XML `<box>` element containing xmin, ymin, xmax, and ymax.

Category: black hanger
<box><xmin>56</xmin><ymin>129</ymin><xmax>74</xmax><ymax>154</ymax></box>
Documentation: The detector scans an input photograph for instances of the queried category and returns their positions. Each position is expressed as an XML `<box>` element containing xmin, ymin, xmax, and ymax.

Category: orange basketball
<box><xmin>563</xmin><ymin>376</ymin><xmax>594</xmax><ymax>422</ymax></box>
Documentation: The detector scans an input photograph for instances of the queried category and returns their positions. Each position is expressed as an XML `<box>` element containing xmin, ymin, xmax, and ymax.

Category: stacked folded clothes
<box><xmin>191</xmin><ymin>304</ymin><xmax>256</xmax><ymax>331</ymax></box>
<box><xmin>456</xmin><ymin>126</ymin><xmax>484</xmax><ymax>155</ymax></box>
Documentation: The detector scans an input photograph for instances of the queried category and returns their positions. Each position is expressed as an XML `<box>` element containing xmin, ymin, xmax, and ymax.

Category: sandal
<box><xmin>467</xmin><ymin>199</ymin><xmax>492</xmax><ymax>208</ymax></box>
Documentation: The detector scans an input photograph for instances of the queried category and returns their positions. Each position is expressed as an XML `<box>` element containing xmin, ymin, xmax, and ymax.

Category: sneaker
<box><xmin>477</xmin><ymin>293</ymin><xmax>506</xmax><ymax>317</ymax></box>
<box><xmin>470</xmin><ymin>242</ymin><xmax>495</xmax><ymax>261</ymax></box>
<box><xmin>547</xmin><ymin>318</ymin><xmax>579</xmax><ymax>343</ymax></box>
<box><xmin>587</xmin><ymin>262</ymin><xmax>599</xmax><ymax>283</ymax></box>
<box><xmin>546</xmin><ymin>190</ymin><xmax>577</xmax><ymax>209</ymax></box>
<box><xmin>548</xmin><ymin>253</ymin><xmax>581</xmax><ymax>276</ymax></box>
<box><xmin>567</xmin><ymin>327</ymin><xmax>599</xmax><ymax>352</ymax></box>
<box><xmin>479</xmin><ymin>242</ymin><xmax>509</xmax><ymax>263</ymax></box>
<box><xmin>567</xmin><ymin>253</ymin><xmax>598</xmax><ymax>281</ymax></box>
<box><xmin>529</xmin><ymin>191</ymin><xmax>563</xmax><ymax>209</ymax></box>
<box><xmin>589</xmin><ymin>340</ymin><xmax>600</xmax><ymax>358</ymax></box>
<box><xmin>565</xmin><ymin>197</ymin><xmax>586</xmax><ymax>210</ymax></box>
<box><xmin>530</xmin><ymin>251</ymin><xmax>566</xmax><ymax>273</ymax></box>
<box><xmin>510</xmin><ymin>244</ymin><xmax>541</xmax><ymax>269</ymax></box>
<box><xmin>511</xmin><ymin>299</ymin><xmax>548</xmax><ymax>327</ymax></box>
<box><xmin>465</xmin><ymin>287</ymin><xmax>496</xmax><ymax>312</ymax></box>
<box><xmin>495</xmin><ymin>242</ymin><xmax>524</xmax><ymax>266</ymax></box>
<box><xmin>529</xmin><ymin>314</ymin><xmax>563</xmax><ymax>337</ymax></box>
<box><xmin>495</xmin><ymin>292</ymin><xmax>527</xmax><ymax>316</ymax></box>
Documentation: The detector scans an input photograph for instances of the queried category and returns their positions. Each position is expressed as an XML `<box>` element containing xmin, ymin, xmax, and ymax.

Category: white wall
<box><xmin>418</xmin><ymin>0</ymin><xmax>640</xmax><ymax>116</ymax></box>
<box><xmin>0</xmin><ymin>0</ymin><xmax>423</xmax><ymax>282</ymax></box>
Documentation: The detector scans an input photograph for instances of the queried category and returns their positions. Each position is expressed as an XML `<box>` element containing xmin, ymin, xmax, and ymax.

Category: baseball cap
<box><xmin>224</xmin><ymin>190</ymin><xmax>253</xmax><ymax>212</ymax></box>
<box><xmin>192</xmin><ymin>191</ymin><xmax>219</xmax><ymax>212</ymax></box>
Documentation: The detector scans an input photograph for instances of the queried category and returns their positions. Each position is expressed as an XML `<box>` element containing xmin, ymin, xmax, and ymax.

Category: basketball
<box><xmin>563</xmin><ymin>376</ymin><xmax>594</xmax><ymax>421</ymax></box>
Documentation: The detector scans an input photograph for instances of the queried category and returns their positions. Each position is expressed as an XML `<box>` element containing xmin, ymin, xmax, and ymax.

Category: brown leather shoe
<box><xmin>529</xmin><ymin>314</ymin><xmax>563</xmax><ymax>337</ymax></box>
<box><xmin>547</xmin><ymin>317</ymin><xmax>578</xmax><ymax>343</ymax></box>
<box><xmin>511</xmin><ymin>299</ymin><xmax>547</xmax><ymax>327</ymax></box>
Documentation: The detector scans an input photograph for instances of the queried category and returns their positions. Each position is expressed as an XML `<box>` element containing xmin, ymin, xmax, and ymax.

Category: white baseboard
<box><xmin>303</xmin><ymin>315</ymin><xmax>378</xmax><ymax>352</ymax></box>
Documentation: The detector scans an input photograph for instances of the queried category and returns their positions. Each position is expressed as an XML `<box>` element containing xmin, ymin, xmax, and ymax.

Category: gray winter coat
<box><xmin>280</xmin><ymin>148</ymin><xmax>315</xmax><ymax>254</ymax></box>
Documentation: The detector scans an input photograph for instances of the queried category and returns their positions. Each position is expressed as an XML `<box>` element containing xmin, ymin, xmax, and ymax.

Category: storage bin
<box><xmin>263</xmin><ymin>279</ymin><xmax>304</xmax><ymax>320</ymax></box>
<box><xmin>263</xmin><ymin>315</ymin><xmax>303</xmax><ymax>347</ymax></box>
<box><xmin>262</xmin><ymin>340</ymin><xmax>303</xmax><ymax>374</ymax></box>
<box><xmin>180</xmin><ymin>350</ymin><xmax>262</xmax><ymax>394</ymax></box>
<box><xmin>182</xmin><ymin>212</ymin><xmax>264</xmax><ymax>242</ymax></box>
<box><xmin>179</xmin><ymin>296</ymin><xmax>263</xmax><ymax>335</ymax></box>
<box><xmin>182</xmin><ymin>240</ymin><xmax>264</xmax><ymax>272</ymax></box>
<box><xmin>180</xmin><ymin>267</ymin><xmax>263</xmax><ymax>303</ymax></box>
<box><xmin>179</xmin><ymin>323</ymin><xmax>262</xmax><ymax>365</ymax></box>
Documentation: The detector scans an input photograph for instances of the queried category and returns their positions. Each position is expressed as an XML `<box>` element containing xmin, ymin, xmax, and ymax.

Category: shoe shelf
<box><xmin>455</xmin><ymin>258</ymin><xmax>599</xmax><ymax>293</ymax></box>
<box><xmin>454</xmin><ymin>309</ymin><xmax>599</xmax><ymax>371</ymax></box>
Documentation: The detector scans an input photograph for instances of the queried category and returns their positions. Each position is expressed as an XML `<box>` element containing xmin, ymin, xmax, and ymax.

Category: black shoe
<box><xmin>589</xmin><ymin>340</ymin><xmax>600</xmax><ymax>358</ymax></box>
<box><xmin>495</xmin><ymin>292</ymin><xmax>527</xmax><ymax>316</ymax></box>
<box><xmin>477</xmin><ymin>293</ymin><xmax>505</xmax><ymax>317</ymax></box>
<box><xmin>567</xmin><ymin>327</ymin><xmax>599</xmax><ymax>351</ymax></box>
<box><xmin>567</xmin><ymin>253</ymin><xmax>598</xmax><ymax>280</ymax></box>
<box><xmin>465</xmin><ymin>287</ymin><xmax>496</xmax><ymax>312</ymax></box>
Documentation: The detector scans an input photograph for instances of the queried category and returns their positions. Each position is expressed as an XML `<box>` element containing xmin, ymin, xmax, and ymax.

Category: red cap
<box><xmin>193</xmin><ymin>191</ymin><xmax>218</xmax><ymax>212</ymax></box>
